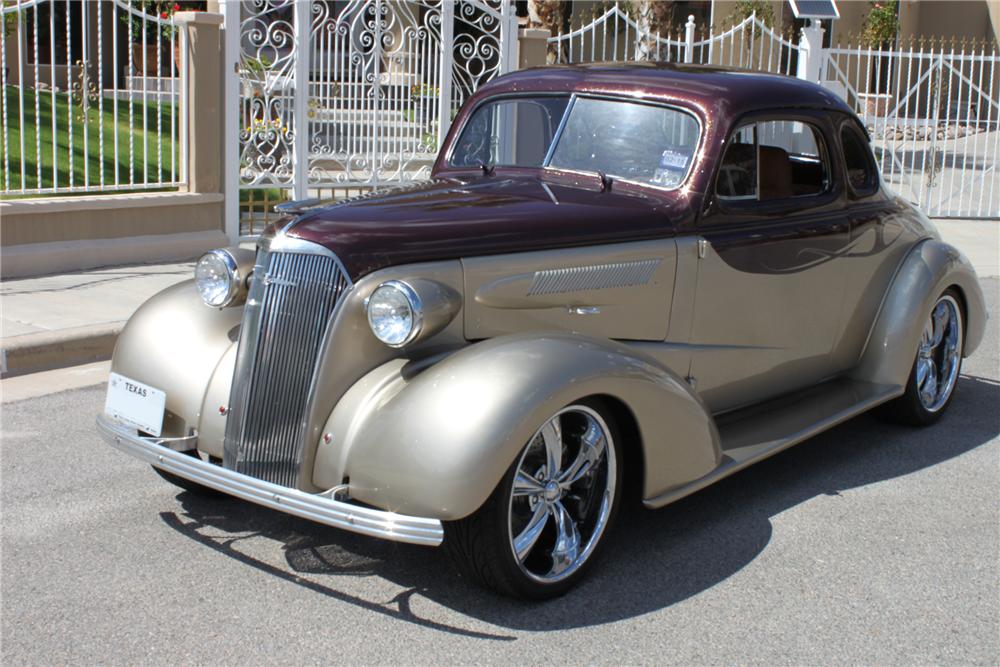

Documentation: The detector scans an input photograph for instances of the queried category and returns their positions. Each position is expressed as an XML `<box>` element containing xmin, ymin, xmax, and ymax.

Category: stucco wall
<box><xmin>0</xmin><ymin>193</ymin><xmax>227</xmax><ymax>278</ymax></box>
<box><xmin>825</xmin><ymin>0</ymin><xmax>997</xmax><ymax>47</ymax></box>
<box><xmin>991</xmin><ymin>0</ymin><xmax>1000</xmax><ymax>44</ymax></box>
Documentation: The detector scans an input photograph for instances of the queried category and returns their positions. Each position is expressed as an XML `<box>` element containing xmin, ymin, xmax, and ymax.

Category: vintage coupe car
<box><xmin>98</xmin><ymin>64</ymin><xmax>987</xmax><ymax>599</ymax></box>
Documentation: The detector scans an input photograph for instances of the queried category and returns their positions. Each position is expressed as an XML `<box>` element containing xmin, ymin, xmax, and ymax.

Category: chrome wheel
<box><xmin>507</xmin><ymin>405</ymin><xmax>617</xmax><ymax>584</ymax></box>
<box><xmin>915</xmin><ymin>295</ymin><xmax>963</xmax><ymax>413</ymax></box>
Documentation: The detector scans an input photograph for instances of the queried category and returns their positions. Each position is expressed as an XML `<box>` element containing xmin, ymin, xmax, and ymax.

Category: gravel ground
<box><xmin>2</xmin><ymin>279</ymin><xmax>997</xmax><ymax>666</ymax></box>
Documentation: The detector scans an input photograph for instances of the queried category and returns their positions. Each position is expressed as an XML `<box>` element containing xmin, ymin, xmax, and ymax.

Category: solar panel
<box><xmin>789</xmin><ymin>0</ymin><xmax>840</xmax><ymax>19</ymax></box>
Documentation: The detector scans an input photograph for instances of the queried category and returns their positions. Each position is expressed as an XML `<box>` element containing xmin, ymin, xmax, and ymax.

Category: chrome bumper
<box><xmin>96</xmin><ymin>413</ymin><xmax>444</xmax><ymax>547</ymax></box>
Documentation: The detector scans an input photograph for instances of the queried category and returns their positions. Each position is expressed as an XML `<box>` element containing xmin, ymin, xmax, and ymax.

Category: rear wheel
<box><xmin>444</xmin><ymin>400</ymin><xmax>622</xmax><ymax>599</ymax></box>
<box><xmin>881</xmin><ymin>290</ymin><xmax>964</xmax><ymax>426</ymax></box>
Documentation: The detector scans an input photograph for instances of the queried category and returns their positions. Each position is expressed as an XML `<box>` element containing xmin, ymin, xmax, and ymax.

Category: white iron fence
<box><xmin>228</xmin><ymin>0</ymin><xmax>518</xmax><ymax>201</ymax></box>
<box><xmin>550</xmin><ymin>4</ymin><xmax>691</xmax><ymax>65</ymax></box>
<box><xmin>550</xmin><ymin>7</ymin><xmax>799</xmax><ymax>76</ymax></box>
<box><xmin>0</xmin><ymin>0</ymin><xmax>187</xmax><ymax>196</ymax></box>
<box><xmin>825</xmin><ymin>39</ymin><xmax>999</xmax><ymax>218</ymax></box>
<box><xmin>3</xmin><ymin>0</ymin><xmax>997</xmax><ymax>221</ymax></box>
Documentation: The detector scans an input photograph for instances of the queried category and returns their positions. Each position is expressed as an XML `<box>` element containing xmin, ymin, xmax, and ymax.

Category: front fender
<box><xmin>315</xmin><ymin>333</ymin><xmax>720</xmax><ymax>520</ymax></box>
<box><xmin>111</xmin><ymin>279</ymin><xmax>240</xmax><ymax>452</ymax></box>
<box><xmin>852</xmin><ymin>239</ymin><xmax>987</xmax><ymax>387</ymax></box>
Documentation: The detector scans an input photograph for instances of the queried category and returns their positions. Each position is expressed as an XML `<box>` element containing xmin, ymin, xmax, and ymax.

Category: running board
<box><xmin>643</xmin><ymin>378</ymin><xmax>903</xmax><ymax>509</ymax></box>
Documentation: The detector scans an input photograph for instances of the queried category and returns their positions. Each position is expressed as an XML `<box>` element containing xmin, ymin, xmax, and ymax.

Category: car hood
<box><xmin>284</xmin><ymin>175</ymin><xmax>692</xmax><ymax>278</ymax></box>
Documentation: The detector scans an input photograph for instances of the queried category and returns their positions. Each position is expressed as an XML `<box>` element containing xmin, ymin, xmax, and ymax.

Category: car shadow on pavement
<box><xmin>161</xmin><ymin>373</ymin><xmax>999</xmax><ymax>635</ymax></box>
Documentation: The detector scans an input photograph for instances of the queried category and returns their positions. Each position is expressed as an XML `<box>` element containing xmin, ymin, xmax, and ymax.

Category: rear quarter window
<box><xmin>841</xmin><ymin>124</ymin><xmax>878</xmax><ymax>196</ymax></box>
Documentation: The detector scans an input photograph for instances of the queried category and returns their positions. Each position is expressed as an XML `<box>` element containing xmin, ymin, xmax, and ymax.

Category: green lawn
<box><xmin>1</xmin><ymin>85</ymin><xmax>178</xmax><ymax>194</ymax></box>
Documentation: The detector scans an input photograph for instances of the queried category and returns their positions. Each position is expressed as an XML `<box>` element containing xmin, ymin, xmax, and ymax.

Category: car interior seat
<box><xmin>758</xmin><ymin>146</ymin><xmax>794</xmax><ymax>199</ymax></box>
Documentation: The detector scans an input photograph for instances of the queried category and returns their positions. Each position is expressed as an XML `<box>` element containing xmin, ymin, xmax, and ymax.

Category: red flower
<box><xmin>160</xmin><ymin>11</ymin><xmax>168</xmax><ymax>18</ymax></box>
<box><xmin>173</xmin><ymin>3</ymin><xmax>180</xmax><ymax>10</ymax></box>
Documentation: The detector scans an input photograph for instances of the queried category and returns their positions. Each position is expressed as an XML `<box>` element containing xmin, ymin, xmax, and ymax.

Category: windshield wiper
<box><xmin>597</xmin><ymin>170</ymin><xmax>613</xmax><ymax>192</ymax></box>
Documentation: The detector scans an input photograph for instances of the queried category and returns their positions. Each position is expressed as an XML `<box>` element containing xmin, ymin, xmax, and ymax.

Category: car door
<box><xmin>687</xmin><ymin>113</ymin><xmax>851</xmax><ymax>413</ymax></box>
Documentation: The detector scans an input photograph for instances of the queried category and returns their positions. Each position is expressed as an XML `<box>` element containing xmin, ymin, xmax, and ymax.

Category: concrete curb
<box><xmin>0</xmin><ymin>322</ymin><xmax>124</xmax><ymax>378</ymax></box>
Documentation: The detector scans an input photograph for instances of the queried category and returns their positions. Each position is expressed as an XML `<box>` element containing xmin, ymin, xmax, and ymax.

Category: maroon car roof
<box><xmin>473</xmin><ymin>62</ymin><xmax>853</xmax><ymax>117</ymax></box>
<box><xmin>433</xmin><ymin>62</ymin><xmax>857</xmax><ymax>193</ymax></box>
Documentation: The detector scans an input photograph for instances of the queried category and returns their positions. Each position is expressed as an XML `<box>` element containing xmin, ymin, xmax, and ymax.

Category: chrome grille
<box><xmin>223</xmin><ymin>247</ymin><xmax>351</xmax><ymax>487</ymax></box>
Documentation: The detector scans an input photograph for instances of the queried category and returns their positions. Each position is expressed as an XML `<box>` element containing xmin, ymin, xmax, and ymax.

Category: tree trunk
<box><xmin>635</xmin><ymin>0</ymin><xmax>654</xmax><ymax>61</ymax></box>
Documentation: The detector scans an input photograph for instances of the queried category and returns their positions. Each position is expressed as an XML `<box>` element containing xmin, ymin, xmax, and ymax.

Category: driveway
<box><xmin>2</xmin><ymin>280</ymin><xmax>997</xmax><ymax>666</ymax></box>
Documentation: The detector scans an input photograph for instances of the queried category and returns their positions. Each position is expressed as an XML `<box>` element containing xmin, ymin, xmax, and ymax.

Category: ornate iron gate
<box><xmin>224</xmin><ymin>0</ymin><xmax>516</xmax><ymax>214</ymax></box>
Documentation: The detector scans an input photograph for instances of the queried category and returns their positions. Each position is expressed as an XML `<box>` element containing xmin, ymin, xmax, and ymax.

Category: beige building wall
<box><xmin>815</xmin><ymin>1</ymin><xmax>997</xmax><ymax>47</ymax></box>
<box><xmin>709</xmin><ymin>0</ymin><xmax>790</xmax><ymax>31</ymax></box>
<box><xmin>561</xmin><ymin>1</ymin><xmax>998</xmax><ymax>46</ymax></box>
<box><xmin>991</xmin><ymin>0</ymin><xmax>1000</xmax><ymax>44</ymax></box>
<box><xmin>827</xmin><ymin>0</ymin><xmax>871</xmax><ymax>46</ymax></box>
<box><xmin>902</xmin><ymin>0</ymin><xmax>997</xmax><ymax>44</ymax></box>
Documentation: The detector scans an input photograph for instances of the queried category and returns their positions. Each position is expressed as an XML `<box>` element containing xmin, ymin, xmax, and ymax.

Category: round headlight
<box><xmin>367</xmin><ymin>280</ymin><xmax>422</xmax><ymax>347</ymax></box>
<box><xmin>195</xmin><ymin>249</ymin><xmax>241</xmax><ymax>308</ymax></box>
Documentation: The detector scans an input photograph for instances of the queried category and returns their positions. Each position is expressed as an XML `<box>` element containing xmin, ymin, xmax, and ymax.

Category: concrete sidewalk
<box><xmin>1</xmin><ymin>262</ymin><xmax>193</xmax><ymax>377</ymax></box>
<box><xmin>0</xmin><ymin>219</ymin><xmax>996</xmax><ymax>378</ymax></box>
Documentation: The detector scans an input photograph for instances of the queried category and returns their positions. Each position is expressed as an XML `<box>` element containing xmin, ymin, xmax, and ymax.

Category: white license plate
<box><xmin>104</xmin><ymin>372</ymin><xmax>166</xmax><ymax>437</ymax></box>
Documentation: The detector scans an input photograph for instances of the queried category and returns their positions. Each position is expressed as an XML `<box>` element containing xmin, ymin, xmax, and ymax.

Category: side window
<box><xmin>841</xmin><ymin>124</ymin><xmax>878</xmax><ymax>195</ymax></box>
<box><xmin>716</xmin><ymin>119</ymin><xmax>831</xmax><ymax>202</ymax></box>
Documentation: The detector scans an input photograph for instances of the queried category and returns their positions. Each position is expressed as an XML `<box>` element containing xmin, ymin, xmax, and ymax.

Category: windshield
<box><xmin>448</xmin><ymin>95</ymin><xmax>700</xmax><ymax>189</ymax></box>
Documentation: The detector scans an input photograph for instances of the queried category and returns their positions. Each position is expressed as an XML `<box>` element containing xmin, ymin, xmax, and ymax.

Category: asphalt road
<box><xmin>3</xmin><ymin>280</ymin><xmax>998</xmax><ymax>666</ymax></box>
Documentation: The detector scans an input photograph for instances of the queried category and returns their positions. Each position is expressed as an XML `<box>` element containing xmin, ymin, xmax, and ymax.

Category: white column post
<box><xmin>174</xmin><ymin>12</ymin><xmax>224</xmax><ymax>195</ymax></box>
<box><xmin>178</xmin><ymin>20</ymin><xmax>189</xmax><ymax>188</ymax></box>
<box><xmin>517</xmin><ymin>27</ymin><xmax>550</xmax><ymax>69</ymax></box>
<box><xmin>684</xmin><ymin>15</ymin><xmax>696</xmax><ymax>64</ymax></box>
<box><xmin>219</xmin><ymin>0</ymin><xmax>241</xmax><ymax>242</ymax></box>
<box><xmin>796</xmin><ymin>19</ymin><xmax>826</xmax><ymax>83</ymax></box>
<box><xmin>437</xmin><ymin>0</ymin><xmax>455</xmax><ymax>150</ymax></box>
<box><xmin>292</xmin><ymin>0</ymin><xmax>311</xmax><ymax>200</ymax></box>
<box><xmin>500</xmin><ymin>0</ymin><xmax>519</xmax><ymax>74</ymax></box>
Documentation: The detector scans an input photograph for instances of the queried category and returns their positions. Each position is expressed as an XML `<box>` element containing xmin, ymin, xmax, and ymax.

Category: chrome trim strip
<box><xmin>267</xmin><ymin>234</ymin><xmax>356</xmax><ymax>277</ymax></box>
<box><xmin>222</xmin><ymin>247</ymin><xmax>271</xmax><ymax>468</ymax></box>
<box><xmin>97</xmin><ymin>414</ymin><xmax>444</xmax><ymax>547</ymax></box>
<box><xmin>541</xmin><ymin>94</ymin><xmax>576</xmax><ymax>167</ymax></box>
<box><xmin>273</xmin><ymin>198</ymin><xmax>321</xmax><ymax>215</ymax></box>
<box><xmin>539</xmin><ymin>181</ymin><xmax>559</xmax><ymax>205</ymax></box>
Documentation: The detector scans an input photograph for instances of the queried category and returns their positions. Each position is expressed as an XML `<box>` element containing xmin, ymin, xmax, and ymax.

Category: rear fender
<box><xmin>314</xmin><ymin>333</ymin><xmax>720</xmax><ymax>520</ymax></box>
<box><xmin>852</xmin><ymin>239</ymin><xmax>987</xmax><ymax>387</ymax></box>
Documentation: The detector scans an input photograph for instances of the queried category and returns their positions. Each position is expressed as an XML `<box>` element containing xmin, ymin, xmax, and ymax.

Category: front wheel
<box><xmin>444</xmin><ymin>401</ymin><xmax>622</xmax><ymax>599</ymax></box>
<box><xmin>881</xmin><ymin>290</ymin><xmax>964</xmax><ymax>426</ymax></box>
